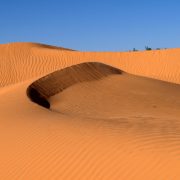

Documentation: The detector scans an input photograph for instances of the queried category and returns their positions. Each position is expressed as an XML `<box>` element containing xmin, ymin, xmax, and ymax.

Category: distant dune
<box><xmin>1</xmin><ymin>42</ymin><xmax>180</xmax><ymax>87</ymax></box>
<box><xmin>0</xmin><ymin>42</ymin><xmax>180</xmax><ymax>179</ymax></box>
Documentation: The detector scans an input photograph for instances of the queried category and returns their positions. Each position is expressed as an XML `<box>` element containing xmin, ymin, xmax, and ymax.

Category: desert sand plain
<box><xmin>0</xmin><ymin>42</ymin><xmax>180</xmax><ymax>179</ymax></box>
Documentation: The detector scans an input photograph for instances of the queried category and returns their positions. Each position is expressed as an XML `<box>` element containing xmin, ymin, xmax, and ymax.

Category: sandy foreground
<box><xmin>0</xmin><ymin>42</ymin><xmax>180</xmax><ymax>179</ymax></box>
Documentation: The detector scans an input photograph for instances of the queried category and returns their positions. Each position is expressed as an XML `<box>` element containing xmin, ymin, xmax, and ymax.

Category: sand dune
<box><xmin>1</xmin><ymin>42</ymin><xmax>180</xmax><ymax>179</ymax></box>
<box><xmin>27</xmin><ymin>62</ymin><xmax>122</xmax><ymax>108</ymax></box>
<box><xmin>1</xmin><ymin>42</ymin><xmax>180</xmax><ymax>87</ymax></box>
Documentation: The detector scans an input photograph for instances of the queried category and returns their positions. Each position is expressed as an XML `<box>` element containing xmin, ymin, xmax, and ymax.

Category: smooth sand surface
<box><xmin>1</xmin><ymin>42</ymin><xmax>180</xmax><ymax>179</ymax></box>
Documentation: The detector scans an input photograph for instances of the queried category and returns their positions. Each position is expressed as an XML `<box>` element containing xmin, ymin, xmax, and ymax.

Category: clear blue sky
<box><xmin>0</xmin><ymin>0</ymin><xmax>180</xmax><ymax>51</ymax></box>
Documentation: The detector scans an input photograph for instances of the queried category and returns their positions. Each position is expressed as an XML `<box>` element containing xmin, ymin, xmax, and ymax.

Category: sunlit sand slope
<box><xmin>51</xmin><ymin>72</ymin><xmax>180</xmax><ymax>120</ymax></box>
<box><xmin>0</xmin><ymin>78</ymin><xmax>180</xmax><ymax>179</ymax></box>
<box><xmin>0</xmin><ymin>42</ymin><xmax>180</xmax><ymax>87</ymax></box>
<box><xmin>0</xmin><ymin>42</ymin><xmax>74</xmax><ymax>87</ymax></box>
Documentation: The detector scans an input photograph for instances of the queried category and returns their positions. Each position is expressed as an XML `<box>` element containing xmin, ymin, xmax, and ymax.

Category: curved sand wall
<box><xmin>27</xmin><ymin>62</ymin><xmax>122</xmax><ymax>108</ymax></box>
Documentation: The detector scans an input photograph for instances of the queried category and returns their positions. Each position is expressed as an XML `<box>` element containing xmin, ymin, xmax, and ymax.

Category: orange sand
<box><xmin>0</xmin><ymin>42</ymin><xmax>180</xmax><ymax>179</ymax></box>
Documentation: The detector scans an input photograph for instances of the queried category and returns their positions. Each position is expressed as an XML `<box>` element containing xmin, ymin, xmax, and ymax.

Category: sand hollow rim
<box><xmin>26</xmin><ymin>62</ymin><xmax>123</xmax><ymax>109</ymax></box>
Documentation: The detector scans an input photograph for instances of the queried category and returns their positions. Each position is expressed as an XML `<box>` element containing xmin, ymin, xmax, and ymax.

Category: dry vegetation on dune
<box><xmin>0</xmin><ymin>42</ymin><xmax>180</xmax><ymax>179</ymax></box>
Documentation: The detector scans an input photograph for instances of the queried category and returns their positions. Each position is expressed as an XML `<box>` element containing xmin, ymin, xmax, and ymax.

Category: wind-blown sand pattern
<box><xmin>1</xmin><ymin>42</ymin><xmax>180</xmax><ymax>179</ymax></box>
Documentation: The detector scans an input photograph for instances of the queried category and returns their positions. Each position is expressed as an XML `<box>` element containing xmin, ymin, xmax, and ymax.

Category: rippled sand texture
<box><xmin>0</xmin><ymin>42</ymin><xmax>180</xmax><ymax>179</ymax></box>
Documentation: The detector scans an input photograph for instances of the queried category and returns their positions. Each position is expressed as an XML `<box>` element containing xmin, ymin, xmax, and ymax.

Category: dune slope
<box><xmin>27</xmin><ymin>62</ymin><xmax>122</xmax><ymax>108</ymax></box>
<box><xmin>1</xmin><ymin>42</ymin><xmax>180</xmax><ymax>87</ymax></box>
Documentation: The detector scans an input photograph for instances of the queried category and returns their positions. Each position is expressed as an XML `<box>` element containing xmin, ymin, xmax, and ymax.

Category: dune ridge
<box><xmin>1</xmin><ymin>42</ymin><xmax>180</xmax><ymax>87</ymax></box>
<box><xmin>27</xmin><ymin>62</ymin><xmax>122</xmax><ymax>108</ymax></box>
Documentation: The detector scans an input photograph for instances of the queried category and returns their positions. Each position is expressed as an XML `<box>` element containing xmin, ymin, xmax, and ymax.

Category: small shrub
<box><xmin>133</xmin><ymin>48</ymin><xmax>138</xmax><ymax>51</ymax></box>
<box><xmin>145</xmin><ymin>46</ymin><xmax>152</xmax><ymax>51</ymax></box>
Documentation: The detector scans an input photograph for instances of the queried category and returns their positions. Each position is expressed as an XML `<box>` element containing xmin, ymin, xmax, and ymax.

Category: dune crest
<box><xmin>1</xmin><ymin>42</ymin><xmax>180</xmax><ymax>87</ymax></box>
<box><xmin>27</xmin><ymin>62</ymin><xmax>122</xmax><ymax>108</ymax></box>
